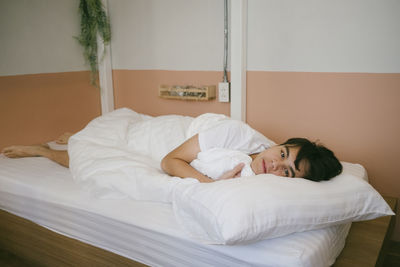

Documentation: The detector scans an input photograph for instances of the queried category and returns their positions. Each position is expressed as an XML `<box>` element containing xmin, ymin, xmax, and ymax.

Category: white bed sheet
<box><xmin>0</xmin><ymin>155</ymin><xmax>351</xmax><ymax>267</ymax></box>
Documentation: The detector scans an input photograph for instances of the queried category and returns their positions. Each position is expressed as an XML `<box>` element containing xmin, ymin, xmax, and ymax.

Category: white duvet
<box><xmin>68</xmin><ymin>108</ymin><xmax>228</xmax><ymax>202</ymax></box>
<box><xmin>64</xmin><ymin>108</ymin><xmax>393</xmax><ymax>247</ymax></box>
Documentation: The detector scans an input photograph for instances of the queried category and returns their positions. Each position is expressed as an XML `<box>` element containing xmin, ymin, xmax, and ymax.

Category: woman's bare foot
<box><xmin>2</xmin><ymin>143</ymin><xmax>69</xmax><ymax>167</ymax></box>
<box><xmin>2</xmin><ymin>145</ymin><xmax>50</xmax><ymax>158</ymax></box>
<box><xmin>55</xmin><ymin>132</ymin><xmax>73</xmax><ymax>145</ymax></box>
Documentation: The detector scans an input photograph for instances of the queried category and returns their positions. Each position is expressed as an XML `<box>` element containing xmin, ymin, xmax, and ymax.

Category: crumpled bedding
<box><xmin>68</xmin><ymin>108</ymin><xmax>228</xmax><ymax>202</ymax></box>
<box><xmin>190</xmin><ymin>148</ymin><xmax>254</xmax><ymax>179</ymax></box>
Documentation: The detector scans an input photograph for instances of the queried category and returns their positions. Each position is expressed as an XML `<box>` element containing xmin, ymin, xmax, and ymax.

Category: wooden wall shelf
<box><xmin>159</xmin><ymin>85</ymin><xmax>216</xmax><ymax>101</ymax></box>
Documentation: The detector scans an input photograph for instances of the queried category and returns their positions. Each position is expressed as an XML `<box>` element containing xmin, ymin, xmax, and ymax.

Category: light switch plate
<box><xmin>218</xmin><ymin>82</ymin><xmax>230</xmax><ymax>102</ymax></box>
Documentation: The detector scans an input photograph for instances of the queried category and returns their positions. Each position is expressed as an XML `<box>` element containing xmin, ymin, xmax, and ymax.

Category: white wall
<box><xmin>1</xmin><ymin>0</ymin><xmax>399</xmax><ymax>75</ymax></box>
<box><xmin>247</xmin><ymin>0</ymin><xmax>400</xmax><ymax>73</ymax></box>
<box><xmin>109</xmin><ymin>0</ymin><xmax>400</xmax><ymax>73</ymax></box>
<box><xmin>0</xmin><ymin>0</ymin><xmax>87</xmax><ymax>76</ymax></box>
<box><xmin>108</xmin><ymin>0</ymin><xmax>225</xmax><ymax>71</ymax></box>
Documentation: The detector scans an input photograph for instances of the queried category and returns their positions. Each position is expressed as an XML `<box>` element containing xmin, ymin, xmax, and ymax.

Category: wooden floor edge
<box><xmin>334</xmin><ymin>196</ymin><xmax>398</xmax><ymax>267</ymax></box>
<box><xmin>0</xmin><ymin>209</ymin><xmax>147</xmax><ymax>266</ymax></box>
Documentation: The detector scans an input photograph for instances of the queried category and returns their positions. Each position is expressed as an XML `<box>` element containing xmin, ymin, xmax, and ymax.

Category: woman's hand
<box><xmin>217</xmin><ymin>163</ymin><xmax>245</xmax><ymax>181</ymax></box>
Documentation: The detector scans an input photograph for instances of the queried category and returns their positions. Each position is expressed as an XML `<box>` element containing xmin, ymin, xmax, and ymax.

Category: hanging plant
<box><xmin>76</xmin><ymin>0</ymin><xmax>111</xmax><ymax>86</ymax></box>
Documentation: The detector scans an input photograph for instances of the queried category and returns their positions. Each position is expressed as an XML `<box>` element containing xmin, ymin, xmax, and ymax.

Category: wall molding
<box><xmin>98</xmin><ymin>0</ymin><xmax>115</xmax><ymax>114</ymax></box>
<box><xmin>230</xmin><ymin>0</ymin><xmax>247</xmax><ymax>122</ymax></box>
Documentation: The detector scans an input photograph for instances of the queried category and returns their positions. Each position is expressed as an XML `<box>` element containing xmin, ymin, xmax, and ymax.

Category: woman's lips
<box><xmin>262</xmin><ymin>159</ymin><xmax>267</xmax><ymax>173</ymax></box>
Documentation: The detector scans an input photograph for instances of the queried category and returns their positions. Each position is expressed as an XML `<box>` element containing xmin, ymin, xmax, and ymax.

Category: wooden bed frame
<box><xmin>0</xmin><ymin>196</ymin><xmax>396</xmax><ymax>267</ymax></box>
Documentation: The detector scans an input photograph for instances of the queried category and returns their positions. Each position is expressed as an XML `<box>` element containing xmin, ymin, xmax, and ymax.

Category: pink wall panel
<box><xmin>113</xmin><ymin>70</ymin><xmax>230</xmax><ymax>117</ymax></box>
<box><xmin>246</xmin><ymin>71</ymin><xmax>400</xmax><ymax>240</ymax></box>
<box><xmin>0</xmin><ymin>72</ymin><xmax>101</xmax><ymax>149</ymax></box>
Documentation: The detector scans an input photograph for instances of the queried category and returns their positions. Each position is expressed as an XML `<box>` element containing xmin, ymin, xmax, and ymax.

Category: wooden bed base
<box><xmin>0</xmin><ymin>209</ymin><xmax>145</xmax><ymax>266</ymax></box>
<box><xmin>0</xmin><ymin>197</ymin><xmax>396</xmax><ymax>267</ymax></box>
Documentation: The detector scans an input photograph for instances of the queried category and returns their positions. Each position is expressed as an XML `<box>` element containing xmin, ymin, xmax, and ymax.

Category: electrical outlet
<box><xmin>218</xmin><ymin>82</ymin><xmax>230</xmax><ymax>102</ymax></box>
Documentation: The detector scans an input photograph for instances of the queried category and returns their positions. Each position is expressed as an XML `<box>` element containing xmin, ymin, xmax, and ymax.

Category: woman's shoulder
<box><xmin>198</xmin><ymin>119</ymin><xmax>274</xmax><ymax>154</ymax></box>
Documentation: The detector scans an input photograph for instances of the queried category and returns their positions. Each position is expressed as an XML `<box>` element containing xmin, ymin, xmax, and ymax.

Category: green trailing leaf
<box><xmin>76</xmin><ymin>0</ymin><xmax>111</xmax><ymax>86</ymax></box>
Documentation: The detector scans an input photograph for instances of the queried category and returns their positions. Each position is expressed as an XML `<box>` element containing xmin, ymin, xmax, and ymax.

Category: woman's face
<box><xmin>250</xmin><ymin>145</ymin><xmax>308</xmax><ymax>178</ymax></box>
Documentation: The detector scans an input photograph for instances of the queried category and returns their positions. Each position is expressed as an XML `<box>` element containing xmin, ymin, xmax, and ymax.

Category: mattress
<box><xmin>0</xmin><ymin>155</ymin><xmax>351</xmax><ymax>267</ymax></box>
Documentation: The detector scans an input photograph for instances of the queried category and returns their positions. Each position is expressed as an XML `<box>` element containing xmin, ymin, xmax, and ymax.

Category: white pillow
<box><xmin>172</xmin><ymin>162</ymin><xmax>394</xmax><ymax>245</ymax></box>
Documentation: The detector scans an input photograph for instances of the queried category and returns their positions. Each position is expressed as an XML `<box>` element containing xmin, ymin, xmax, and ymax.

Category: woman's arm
<box><xmin>161</xmin><ymin>134</ymin><xmax>214</xmax><ymax>183</ymax></box>
<box><xmin>162</xmin><ymin>134</ymin><xmax>245</xmax><ymax>183</ymax></box>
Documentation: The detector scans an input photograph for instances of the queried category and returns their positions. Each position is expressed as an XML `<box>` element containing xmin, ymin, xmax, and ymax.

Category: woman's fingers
<box><xmin>232</xmin><ymin>163</ymin><xmax>245</xmax><ymax>177</ymax></box>
<box><xmin>218</xmin><ymin>163</ymin><xmax>245</xmax><ymax>180</ymax></box>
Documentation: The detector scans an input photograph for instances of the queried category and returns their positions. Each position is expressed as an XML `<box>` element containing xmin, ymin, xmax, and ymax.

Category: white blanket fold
<box><xmin>190</xmin><ymin>148</ymin><xmax>254</xmax><ymax>179</ymax></box>
<box><xmin>68</xmin><ymin>108</ymin><xmax>228</xmax><ymax>202</ymax></box>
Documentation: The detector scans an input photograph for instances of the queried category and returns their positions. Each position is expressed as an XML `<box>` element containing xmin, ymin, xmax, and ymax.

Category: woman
<box><xmin>161</xmin><ymin>119</ymin><xmax>342</xmax><ymax>182</ymax></box>
<box><xmin>2</xmin><ymin>121</ymin><xmax>342</xmax><ymax>182</ymax></box>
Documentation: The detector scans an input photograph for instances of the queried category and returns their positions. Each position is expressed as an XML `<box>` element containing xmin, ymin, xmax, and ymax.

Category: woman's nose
<box><xmin>272</xmin><ymin>160</ymin><xmax>283</xmax><ymax>170</ymax></box>
<box><xmin>278</xmin><ymin>157</ymin><xmax>290</xmax><ymax>169</ymax></box>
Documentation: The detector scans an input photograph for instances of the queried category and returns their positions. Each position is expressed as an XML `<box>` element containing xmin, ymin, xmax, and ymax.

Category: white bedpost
<box><xmin>98</xmin><ymin>0</ymin><xmax>114</xmax><ymax>115</ymax></box>
<box><xmin>230</xmin><ymin>0</ymin><xmax>247</xmax><ymax>122</ymax></box>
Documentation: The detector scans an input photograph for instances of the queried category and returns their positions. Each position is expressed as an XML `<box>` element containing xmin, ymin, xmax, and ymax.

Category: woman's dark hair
<box><xmin>281</xmin><ymin>138</ymin><xmax>342</xmax><ymax>182</ymax></box>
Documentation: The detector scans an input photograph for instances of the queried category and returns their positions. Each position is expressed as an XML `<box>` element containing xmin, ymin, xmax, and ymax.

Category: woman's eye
<box><xmin>280</xmin><ymin>151</ymin><xmax>285</xmax><ymax>158</ymax></box>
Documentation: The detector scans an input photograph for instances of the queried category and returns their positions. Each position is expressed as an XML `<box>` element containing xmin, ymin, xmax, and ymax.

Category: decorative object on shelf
<box><xmin>159</xmin><ymin>85</ymin><xmax>216</xmax><ymax>101</ymax></box>
<box><xmin>75</xmin><ymin>0</ymin><xmax>111</xmax><ymax>86</ymax></box>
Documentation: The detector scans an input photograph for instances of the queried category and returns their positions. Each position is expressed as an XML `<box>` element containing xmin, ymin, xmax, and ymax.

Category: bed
<box><xmin>0</xmin><ymin>108</ymin><xmax>396</xmax><ymax>266</ymax></box>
